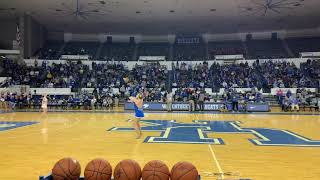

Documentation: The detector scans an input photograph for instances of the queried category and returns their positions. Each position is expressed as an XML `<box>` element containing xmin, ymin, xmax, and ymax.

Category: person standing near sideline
<box><xmin>188</xmin><ymin>92</ymin><xmax>196</xmax><ymax>112</ymax></box>
<box><xmin>231</xmin><ymin>91</ymin><xmax>239</xmax><ymax>112</ymax></box>
<box><xmin>166</xmin><ymin>91</ymin><xmax>173</xmax><ymax>112</ymax></box>
<box><xmin>41</xmin><ymin>93</ymin><xmax>48</xmax><ymax>113</ymax></box>
<box><xmin>0</xmin><ymin>93</ymin><xmax>6</xmax><ymax>112</ymax></box>
<box><xmin>198</xmin><ymin>90</ymin><xmax>205</xmax><ymax>111</ymax></box>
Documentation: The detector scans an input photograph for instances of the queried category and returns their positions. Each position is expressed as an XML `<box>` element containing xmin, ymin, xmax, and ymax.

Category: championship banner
<box><xmin>176</xmin><ymin>36</ymin><xmax>201</xmax><ymax>44</ymax></box>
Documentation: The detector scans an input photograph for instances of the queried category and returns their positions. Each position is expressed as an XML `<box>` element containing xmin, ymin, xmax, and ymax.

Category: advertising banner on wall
<box><xmin>124</xmin><ymin>102</ymin><xmax>269</xmax><ymax>112</ymax></box>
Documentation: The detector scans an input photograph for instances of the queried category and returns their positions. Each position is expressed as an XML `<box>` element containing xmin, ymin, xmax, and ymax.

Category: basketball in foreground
<box><xmin>171</xmin><ymin>161</ymin><xmax>198</xmax><ymax>180</ymax></box>
<box><xmin>142</xmin><ymin>160</ymin><xmax>170</xmax><ymax>180</ymax></box>
<box><xmin>84</xmin><ymin>158</ymin><xmax>112</xmax><ymax>180</ymax></box>
<box><xmin>52</xmin><ymin>157</ymin><xmax>81</xmax><ymax>180</ymax></box>
<box><xmin>114</xmin><ymin>159</ymin><xmax>142</xmax><ymax>180</ymax></box>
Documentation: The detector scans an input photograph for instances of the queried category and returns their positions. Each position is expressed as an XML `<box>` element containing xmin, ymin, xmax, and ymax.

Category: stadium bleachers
<box><xmin>174</xmin><ymin>43</ymin><xmax>206</xmax><ymax>61</ymax></box>
<box><xmin>36</xmin><ymin>41</ymin><xmax>64</xmax><ymax>60</ymax></box>
<box><xmin>286</xmin><ymin>37</ymin><xmax>320</xmax><ymax>57</ymax></box>
<box><xmin>34</xmin><ymin>37</ymin><xmax>320</xmax><ymax>61</ymax></box>
<box><xmin>138</xmin><ymin>43</ymin><xmax>170</xmax><ymax>58</ymax></box>
<box><xmin>246</xmin><ymin>39</ymin><xmax>288</xmax><ymax>59</ymax></box>
<box><xmin>4</xmin><ymin>58</ymin><xmax>319</xmax><ymax>91</ymax></box>
<box><xmin>208</xmin><ymin>41</ymin><xmax>245</xmax><ymax>58</ymax></box>
<box><xmin>100</xmin><ymin>43</ymin><xmax>135</xmax><ymax>61</ymax></box>
<box><xmin>62</xmin><ymin>42</ymin><xmax>100</xmax><ymax>60</ymax></box>
<box><xmin>8</xmin><ymin>36</ymin><xmax>319</xmax><ymax>111</ymax></box>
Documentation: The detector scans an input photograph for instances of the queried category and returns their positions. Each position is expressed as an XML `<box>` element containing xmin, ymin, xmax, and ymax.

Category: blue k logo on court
<box><xmin>0</xmin><ymin>121</ymin><xmax>38</xmax><ymax>131</ymax></box>
<box><xmin>108</xmin><ymin>120</ymin><xmax>320</xmax><ymax>147</ymax></box>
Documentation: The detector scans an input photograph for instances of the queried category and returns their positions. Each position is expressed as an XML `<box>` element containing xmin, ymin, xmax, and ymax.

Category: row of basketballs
<box><xmin>52</xmin><ymin>157</ymin><xmax>199</xmax><ymax>180</ymax></box>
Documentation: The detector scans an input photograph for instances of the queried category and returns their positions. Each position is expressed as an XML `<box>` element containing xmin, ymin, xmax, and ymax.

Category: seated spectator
<box><xmin>281</xmin><ymin>97</ymin><xmax>290</xmax><ymax>112</ymax></box>
<box><xmin>219</xmin><ymin>101</ymin><xmax>228</xmax><ymax>112</ymax></box>
<box><xmin>290</xmin><ymin>95</ymin><xmax>299</xmax><ymax>112</ymax></box>
<box><xmin>106</xmin><ymin>96</ymin><xmax>113</xmax><ymax>110</ymax></box>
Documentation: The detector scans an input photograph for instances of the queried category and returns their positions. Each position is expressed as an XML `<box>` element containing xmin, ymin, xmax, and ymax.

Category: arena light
<box><xmin>238</xmin><ymin>0</ymin><xmax>305</xmax><ymax>17</ymax></box>
<box><xmin>49</xmin><ymin>0</ymin><xmax>111</xmax><ymax>22</ymax></box>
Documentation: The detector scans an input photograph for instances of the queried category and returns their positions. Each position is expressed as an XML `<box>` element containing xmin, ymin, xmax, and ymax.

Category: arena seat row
<box><xmin>100</xmin><ymin>43</ymin><xmax>135</xmax><ymax>61</ymax></box>
<box><xmin>208</xmin><ymin>40</ymin><xmax>245</xmax><ymax>58</ymax></box>
<box><xmin>63</xmin><ymin>42</ymin><xmax>99</xmax><ymax>59</ymax></box>
<box><xmin>246</xmin><ymin>39</ymin><xmax>288</xmax><ymax>59</ymax></box>
<box><xmin>286</xmin><ymin>37</ymin><xmax>320</xmax><ymax>57</ymax></box>
<box><xmin>34</xmin><ymin>37</ymin><xmax>320</xmax><ymax>60</ymax></box>
<box><xmin>138</xmin><ymin>43</ymin><xmax>170</xmax><ymax>58</ymax></box>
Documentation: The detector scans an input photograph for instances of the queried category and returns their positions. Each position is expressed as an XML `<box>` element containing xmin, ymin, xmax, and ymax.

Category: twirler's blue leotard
<box><xmin>134</xmin><ymin>103</ymin><xmax>144</xmax><ymax>118</ymax></box>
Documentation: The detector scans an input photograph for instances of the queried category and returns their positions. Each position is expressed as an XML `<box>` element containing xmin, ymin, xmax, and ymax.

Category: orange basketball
<box><xmin>171</xmin><ymin>161</ymin><xmax>198</xmax><ymax>180</ymax></box>
<box><xmin>84</xmin><ymin>158</ymin><xmax>112</xmax><ymax>180</ymax></box>
<box><xmin>113</xmin><ymin>159</ymin><xmax>141</xmax><ymax>180</ymax></box>
<box><xmin>142</xmin><ymin>160</ymin><xmax>170</xmax><ymax>180</ymax></box>
<box><xmin>52</xmin><ymin>157</ymin><xmax>81</xmax><ymax>180</ymax></box>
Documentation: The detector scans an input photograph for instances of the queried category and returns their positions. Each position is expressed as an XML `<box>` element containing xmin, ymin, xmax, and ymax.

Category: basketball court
<box><xmin>0</xmin><ymin>111</ymin><xmax>319</xmax><ymax>180</ymax></box>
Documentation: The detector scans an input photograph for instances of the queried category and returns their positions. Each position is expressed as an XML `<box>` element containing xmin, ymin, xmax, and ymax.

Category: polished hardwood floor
<box><xmin>0</xmin><ymin>110</ymin><xmax>319</xmax><ymax>180</ymax></box>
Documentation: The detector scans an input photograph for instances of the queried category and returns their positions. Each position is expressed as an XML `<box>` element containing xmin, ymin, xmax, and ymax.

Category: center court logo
<box><xmin>108</xmin><ymin>120</ymin><xmax>320</xmax><ymax>147</ymax></box>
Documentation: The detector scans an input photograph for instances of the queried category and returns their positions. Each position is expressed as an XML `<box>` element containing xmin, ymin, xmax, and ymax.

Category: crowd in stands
<box><xmin>261</xmin><ymin>59</ymin><xmax>320</xmax><ymax>88</ymax></box>
<box><xmin>36</xmin><ymin>41</ymin><xmax>63</xmax><ymax>60</ymax></box>
<box><xmin>1</xmin><ymin>55</ymin><xmax>320</xmax><ymax>112</ymax></box>
<box><xmin>276</xmin><ymin>88</ymin><xmax>319</xmax><ymax>112</ymax></box>
<box><xmin>2</xmin><ymin>58</ymin><xmax>319</xmax><ymax>90</ymax></box>
<box><xmin>209</xmin><ymin>59</ymin><xmax>320</xmax><ymax>91</ymax></box>
<box><xmin>1</xmin><ymin>59</ymin><xmax>170</xmax><ymax>90</ymax></box>
<box><xmin>172</xmin><ymin>61</ymin><xmax>212</xmax><ymax>88</ymax></box>
<box><xmin>0</xmin><ymin>91</ymin><xmax>119</xmax><ymax>111</ymax></box>
<box><xmin>2</xmin><ymin>58</ymin><xmax>82</xmax><ymax>88</ymax></box>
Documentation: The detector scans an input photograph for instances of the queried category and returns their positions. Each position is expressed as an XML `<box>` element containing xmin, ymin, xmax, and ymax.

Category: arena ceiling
<box><xmin>0</xmin><ymin>0</ymin><xmax>319</xmax><ymax>34</ymax></box>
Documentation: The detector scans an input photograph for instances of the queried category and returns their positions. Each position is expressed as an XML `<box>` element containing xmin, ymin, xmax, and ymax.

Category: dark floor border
<box><xmin>11</xmin><ymin>109</ymin><xmax>320</xmax><ymax>116</ymax></box>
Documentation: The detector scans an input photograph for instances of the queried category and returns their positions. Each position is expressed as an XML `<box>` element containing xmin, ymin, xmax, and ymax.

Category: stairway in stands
<box><xmin>55</xmin><ymin>42</ymin><xmax>67</xmax><ymax>59</ymax></box>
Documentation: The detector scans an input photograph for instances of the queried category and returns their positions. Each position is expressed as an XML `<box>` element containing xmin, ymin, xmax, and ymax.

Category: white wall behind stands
<box><xmin>29</xmin><ymin>88</ymin><xmax>71</xmax><ymax>95</ymax></box>
<box><xmin>24</xmin><ymin>57</ymin><xmax>316</xmax><ymax>70</ymax></box>
<box><xmin>237</xmin><ymin>58</ymin><xmax>312</xmax><ymax>68</ymax></box>
<box><xmin>0</xmin><ymin>87</ymin><xmax>316</xmax><ymax>96</ymax></box>
<box><xmin>0</xmin><ymin>77</ymin><xmax>10</xmax><ymax>84</ymax></box>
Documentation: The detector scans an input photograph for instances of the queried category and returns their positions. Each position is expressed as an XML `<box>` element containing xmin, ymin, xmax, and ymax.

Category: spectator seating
<box><xmin>246</xmin><ymin>39</ymin><xmax>288</xmax><ymax>59</ymax></box>
<box><xmin>100</xmin><ymin>43</ymin><xmax>134</xmax><ymax>61</ymax></box>
<box><xmin>286</xmin><ymin>37</ymin><xmax>320</xmax><ymax>57</ymax></box>
<box><xmin>2</xmin><ymin>58</ymin><xmax>319</xmax><ymax>90</ymax></box>
<box><xmin>208</xmin><ymin>41</ymin><xmax>245</xmax><ymax>58</ymax></box>
<box><xmin>36</xmin><ymin>41</ymin><xmax>64</xmax><ymax>60</ymax></box>
<box><xmin>138</xmin><ymin>43</ymin><xmax>170</xmax><ymax>58</ymax></box>
<box><xmin>34</xmin><ymin>37</ymin><xmax>320</xmax><ymax>60</ymax></box>
<box><xmin>174</xmin><ymin>43</ymin><xmax>206</xmax><ymax>61</ymax></box>
<box><xmin>62</xmin><ymin>42</ymin><xmax>100</xmax><ymax>60</ymax></box>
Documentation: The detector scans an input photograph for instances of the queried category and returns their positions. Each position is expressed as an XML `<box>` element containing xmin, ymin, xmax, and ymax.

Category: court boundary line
<box><xmin>13</xmin><ymin>110</ymin><xmax>320</xmax><ymax>116</ymax></box>
<box><xmin>208</xmin><ymin>144</ymin><xmax>225</xmax><ymax>179</ymax></box>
